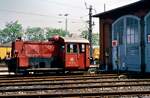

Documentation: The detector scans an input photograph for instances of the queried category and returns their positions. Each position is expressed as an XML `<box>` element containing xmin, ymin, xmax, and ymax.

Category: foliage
<box><xmin>25</xmin><ymin>27</ymin><xmax>45</xmax><ymax>41</ymax></box>
<box><xmin>80</xmin><ymin>30</ymin><xmax>99</xmax><ymax>46</ymax></box>
<box><xmin>0</xmin><ymin>21</ymin><xmax>97</xmax><ymax>44</ymax></box>
<box><xmin>80</xmin><ymin>30</ymin><xmax>88</xmax><ymax>39</ymax></box>
<box><xmin>25</xmin><ymin>27</ymin><xmax>69</xmax><ymax>41</ymax></box>
<box><xmin>45</xmin><ymin>28</ymin><xmax>69</xmax><ymax>39</ymax></box>
<box><xmin>0</xmin><ymin>21</ymin><xmax>22</xmax><ymax>43</ymax></box>
<box><xmin>0</xmin><ymin>29</ymin><xmax>3</xmax><ymax>43</ymax></box>
<box><xmin>0</xmin><ymin>21</ymin><xmax>70</xmax><ymax>43</ymax></box>
<box><xmin>92</xmin><ymin>33</ymin><xmax>99</xmax><ymax>46</ymax></box>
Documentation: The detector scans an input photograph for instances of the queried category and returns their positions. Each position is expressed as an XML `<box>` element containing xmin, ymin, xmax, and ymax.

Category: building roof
<box><xmin>93</xmin><ymin>0</ymin><xmax>150</xmax><ymax>19</ymax></box>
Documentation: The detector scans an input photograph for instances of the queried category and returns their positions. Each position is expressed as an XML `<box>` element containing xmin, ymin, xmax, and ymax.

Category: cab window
<box><xmin>67</xmin><ymin>44</ymin><xmax>77</xmax><ymax>53</ymax></box>
<box><xmin>79</xmin><ymin>44</ymin><xmax>85</xmax><ymax>53</ymax></box>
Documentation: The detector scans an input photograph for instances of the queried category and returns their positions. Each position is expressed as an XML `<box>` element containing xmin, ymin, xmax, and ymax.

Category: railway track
<box><xmin>0</xmin><ymin>63</ymin><xmax>14</xmax><ymax>75</ymax></box>
<box><xmin>1</xmin><ymin>79</ymin><xmax>150</xmax><ymax>91</ymax></box>
<box><xmin>0</xmin><ymin>73</ymin><xmax>120</xmax><ymax>80</ymax></box>
<box><xmin>0</xmin><ymin>63</ymin><xmax>7</xmax><ymax>67</ymax></box>
<box><xmin>1</xmin><ymin>90</ymin><xmax>150</xmax><ymax>98</ymax></box>
<box><xmin>0</xmin><ymin>75</ymin><xmax>120</xmax><ymax>84</ymax></box>
<box><xmin>0</xmin><ymin>63</ymin><xmax>150</xmax><ymax>97</ymax></box>
<box><xmin>0</xmin><ymin>78</ymin><xmax>150</xmax><ymax>86</ymax></box>
<box><xmin>0</xmin><ymin>75</ymin><xmax>150</xmax><ymax>97</ymax></box>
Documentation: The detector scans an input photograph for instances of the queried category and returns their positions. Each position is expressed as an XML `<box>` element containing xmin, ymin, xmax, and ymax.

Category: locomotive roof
<box><xmin>63</xmin><ymin>37</ymin><xmax>89</xmax><ymax>43</ymax></box>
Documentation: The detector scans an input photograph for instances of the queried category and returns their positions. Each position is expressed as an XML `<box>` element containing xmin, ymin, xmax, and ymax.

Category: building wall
<box><xmin>99</xmin><ymin>7</ymin><xmax>150</xmax><ymax>71</ymax></box>
<box><xmin>99</xmin><ymin>19</ymin><xmax>113</xmax><ymax>70</ymax></box>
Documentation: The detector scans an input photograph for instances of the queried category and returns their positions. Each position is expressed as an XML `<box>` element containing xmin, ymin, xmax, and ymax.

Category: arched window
<box><xmin>112</xmin><ymin>15</ymin><xmax>140</xmax><ymax>45</ymax></box>
<box><xmin>126</xmin><ymin>17</ymin><xmax>139</xmax><ymax>44</ymax></box>
<box><xmin>113</xmin><ymin>18</ymin><xmax>124</xmax><ymax>45</ymax></box>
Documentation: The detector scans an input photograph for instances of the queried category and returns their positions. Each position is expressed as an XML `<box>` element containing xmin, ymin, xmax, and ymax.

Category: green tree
<box><xmin>1</xmin><ymin>21</ymin><xmax>22</xmax><ymax>43</ymax></box>
<box><xmin>45</xmin><ymin>28</ymin><xmax>69</xmax><ymax>39</ymax></box>
<box><xmin>80</xmin><ymin>30</ymin><xmax>88</xmax><ymax>39</ymax></box>
<box><xmin>92</xmin><ymin>33</ymin><xmax>99</xmax><ymax>46</ymax></box>
<box><xmin>80</xmin><ymin>30</ymin><xmax>99</xmax><ymax>46</ymax></box>
<box><xmin>25</xmin><ymin>27</ymin><xmax>45</xmax><ymax>41</ymax></box>
<box><xmin>0</xmin><ymin>29</ymin><xmax>3</xmax><ymax>43</ymax></box>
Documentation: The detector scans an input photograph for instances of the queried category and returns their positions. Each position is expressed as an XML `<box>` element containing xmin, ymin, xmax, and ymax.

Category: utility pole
<box><xmin>104</xmin><ymin>3</ymin><xmax>106</xmax><ymax>12</ymax></box>
<box><xmin>89</xmin><ymin>5</ymin><xmax>93</xmax><ymax>58</ymax></box>
<box><xmin>58</xmin><ymin>13</ymin><xmax>69</xmax><ymax>35</ymax></box>
<box><xmin>64</xmin><ymin>14</ymin><xmax>69</xmax><ymax>33</ymax></box>
<box><xmin>83</xmin><ymin>0</ymin><xmax>94</xmax><ymax>58</ymax></box>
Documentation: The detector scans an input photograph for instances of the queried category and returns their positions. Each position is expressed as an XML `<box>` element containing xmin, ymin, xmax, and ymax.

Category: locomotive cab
<box><xmin>64</xmin><ymin>37</ymin><xmax>90</xmax><ymax>71</ymax></box>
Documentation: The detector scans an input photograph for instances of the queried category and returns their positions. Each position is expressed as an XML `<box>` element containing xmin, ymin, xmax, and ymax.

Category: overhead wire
<box><xmin>0</xmin><ymin>9</ymin><xmax>90</xmax><ymax>31</ymax></box>
<box><xmin>41</xmin><ymin>0</ymin><xmax>85</xmax><ymax>10</ymax></box>
<box><xmin>0</xmin><ymin>8</ymin><xmax>86</xmax><ymax>22</ymax></box>
<box><xmin>0</xmin><ymin>9</ymin><xmax>58</xmax><ymax>18</ymax></box>
<box><xmin>38</xmin><ymin>0</ymin><xmax>88</xmax><ymax>21</ymax></box>
<box><xmin>0</xmin><ymin>0</ymin><xmax>91</xmax><ymax>32</ymax></box>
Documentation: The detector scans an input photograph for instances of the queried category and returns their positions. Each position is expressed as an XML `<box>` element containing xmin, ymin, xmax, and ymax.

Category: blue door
<box><xmin>145</xmin><ymin>12</ymin><xmax>150</xmax><ymax>72</ymax></box>
<box><xmin>112</xmin><ymin>15</ymin><xmax>141</xmax><ymax>72</ymax></box>
<box><xmin>112</xmin><ymin>18</ymin><xmax>125</xmax><ymax>71</ymax></box>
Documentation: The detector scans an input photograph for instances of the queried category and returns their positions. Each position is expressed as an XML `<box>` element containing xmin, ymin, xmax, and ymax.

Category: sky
<box><xmin>0</xmin><ymin>0</ymin><xmax>140</xmax><ymax>35</ymax></box>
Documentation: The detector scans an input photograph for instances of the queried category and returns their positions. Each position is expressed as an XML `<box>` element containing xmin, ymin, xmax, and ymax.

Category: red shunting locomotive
<box><xmin>7</xmin><ymin>36</ymin><xmax>90</xmax><ymax>74</ymax></box>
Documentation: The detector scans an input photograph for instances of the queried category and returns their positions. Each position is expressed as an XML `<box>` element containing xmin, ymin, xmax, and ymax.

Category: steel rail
<box><xmin>0</xmin><ymin>78</ymin><xmax>150</xmax><ymax>86</ymax></box>
<box><xmin>0</xmin><ymin>76</ymin><xmax>119</xmax><ymax>83</ymax></box>
<box><xmin>0</xmin><ymin>88</ymin><xmax>150</xmax><ymax>97</ymax></box>
<box><xmin>0</xmin><ymin>76</ymin><xmax>150</xmax><ymax>84</ymax></box>
<box><xmin>0</xmin><ymin>73</ymin><xmax>119</xmax><ymax>80</ymax></box>
<box><xmin>0</xmin><ymin>82</ymin><xmax>150</xmax><ymax>92</ymax></box>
